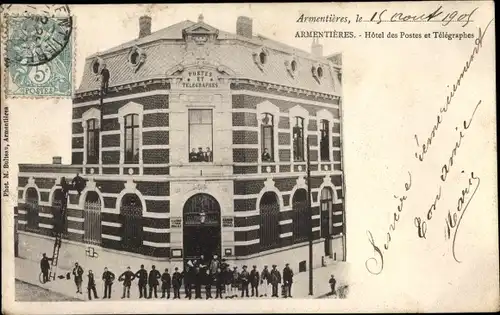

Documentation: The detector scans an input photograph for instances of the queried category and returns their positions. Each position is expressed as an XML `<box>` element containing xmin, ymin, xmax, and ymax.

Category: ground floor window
<box><xmin>52</xmin><ymin>189</ymin><xmax>68</xmax><ymax>237</ymax></box>
<box><xmin>25</xmin><ymin>188</ymin><xmax>39</xmax><ymax>231</ymax></box>
<box><xmin>83</xmin><ymin>191</ymin><xmax>102</xmax><ymax>245</ymax></box>
<box><xmin>320</xmin><ymin>187</ymin><xmax>333</xmax><ymax>238</ymax></box>
<box><xmin>120</xmin><ymin>194</ymin><xmax>143</xmax><ymax>251</ymax></box>
<box><xmin>292</xmin><ymin>188</ymin><xmax>309</xmax><ymax>243</ymax></box>
<box><xmin>259</xmin><ymin>192</ymin><xmax>280</xmax><ymax>250</ymax></box>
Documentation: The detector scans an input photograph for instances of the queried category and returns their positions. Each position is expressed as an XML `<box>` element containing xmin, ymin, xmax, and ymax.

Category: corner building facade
<box><xmin>15</xmin><ymin>15</ymin><xmax>345</xmax><ymax>273</ymax></box>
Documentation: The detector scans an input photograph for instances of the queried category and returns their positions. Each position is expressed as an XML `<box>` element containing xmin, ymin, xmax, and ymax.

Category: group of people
<box><xmin>42</xmin><ymin>253</ymin><xmax>301</xmax><ymax>300</ymax></box>
<box><xmin>189</xmin><ymin>147</ymin><xmax>213</xmax><ymax>162</ymax></box>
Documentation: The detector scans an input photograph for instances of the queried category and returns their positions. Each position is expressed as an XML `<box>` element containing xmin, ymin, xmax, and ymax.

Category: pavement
<box><xmin>15</xmin><ymin>257</ymin><xmax>349</xmax><ymax>301</ymax></box>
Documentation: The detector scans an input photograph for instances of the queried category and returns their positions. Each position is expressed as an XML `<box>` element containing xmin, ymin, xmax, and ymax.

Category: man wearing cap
<box><xmin>40</xmin><ymin>253</ymin><xmax>52</xmax><ymax>284</ymax></box>
<box><xmin>222</xmin><ymin>263</ymin><xmax>232</xmax><ymax>298</ymax></box>
<box><xmin>249</xmin><ymin>265</ymin><xmax>260</xmax><ymax>297</ymax></box>
<box><xmin>231</xmin><ymin>266</ymin><xmax>239</xmax><ymax>298</ymax></box>
<box><xmin>160</xmin><ymin>268</ymin><xmax>171</xmax><ymax>299</ymax></box>
<box><xmin>102</xmin><ymin>267</ymin><xmax>115</xmax><ymax>299</ymax></box>
<box><xmin>118</xmin><ymin>266</ymin><xmax>135</xmax><ymax>299</ymax></box>
<box><xmin>270</xmin><ymin>264</ymin><xmax>281</xmax><ymax>297</ymax></box>
<box><xmin>172</xmin><ymin>267</ymin><xmax>182</xmax><ymax>299</ymax></box>
<box><xmin>239</xmin><ymin>265</ymin><xmax>250</xmax><ymax>298</ymax></box>
<box><xmin>329</xmin><ymin>274</ymin><xmax>337</xmax><ymax>296</ymax></box>
<box><xmin>260</xmin><ymin>265</ymin><xmax>271</xmax><ymax>297</ymax></box>
<box><xmin>148</xmin><ymin>265</ymin><xmax>161</xmax><ymax>299</ymax></box>
<box><xmin>283</xmin><ymin>263</ymin><xmax>294</xmax><ymax>298</ymax></box>
<box><xmin>135</xmin><ymin>264</ymin><xmax>148</xmax><ymax>298</ymax></box>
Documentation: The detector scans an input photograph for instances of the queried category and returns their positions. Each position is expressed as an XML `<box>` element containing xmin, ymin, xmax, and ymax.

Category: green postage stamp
<box><xmin>4</xmin><ymin>13</ymin><xmax>73</xmax><ymax>97</ymax></box>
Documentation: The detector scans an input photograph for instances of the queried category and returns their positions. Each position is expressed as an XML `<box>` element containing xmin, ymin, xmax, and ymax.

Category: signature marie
<box><xmin>365</xmin><ymin>18</ymin><xmax>493</xmax><ymax>276</ymax></box>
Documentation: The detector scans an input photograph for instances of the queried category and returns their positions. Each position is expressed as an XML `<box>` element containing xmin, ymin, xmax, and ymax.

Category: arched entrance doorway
<box><xmin>183</xmin><ymin>193</ymin><xmax>221</xmax><ymax>265</ymax></box>
<box><xmin>320</xmin><ymin>187</ymin><xmax>333</xmax><ymax>257</ymax></box>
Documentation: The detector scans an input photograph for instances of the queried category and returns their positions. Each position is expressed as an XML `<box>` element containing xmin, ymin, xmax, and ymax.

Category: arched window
<box><xmin>120</xmin><ymin>193</ymin><xmax>143</xmax><ymax>252</ymax></box>
<box><xmin>261</xmin><ymin>113</ymin><xmax>274</xmax><ymax>162</ymax></box>
<box><xmin>52</xmin><ymin>188</ymin><xmax>68</xmax><ymax>237</ymax></box>
<box><xmin>320</xmin><ymin>120</ymin><xmax>330</xmax><ymax>161</ymax></box>
<box><xmin>292</xmin><ymin>188</ymin><xmax>309</xmax><ymax>243</ymax></box>
<box><xmin>259</xmin><ymin>192</ymin><xmax>280</xmax><ymax>251</ymax></box>
<box><xmin>25</xmin><ymin>188</ymin><xmax>39</xmax><ymax>231</ymax></box>
<box><xmin>293</xmin><ymin>117</ymin><xmax>305</xmax><ymax>161</ymax></box>
<box><xmin>124</xmin><ymin>114</ymin><xmax>140</xmax><ymax>164</ymax></box>
<box><xmin>86</xmin><ymin>118</ymin><xmax>100</xmax><ymax>164</ymax></box>
<box><xmin>83</xmin><ymin>191</ymin><xmax>102</xmax><ymax>245</ymax></box>
<box><xmin>320</xmin><ymin>187</ymin><xmax>333</xmax><ymax>238</ymax></box>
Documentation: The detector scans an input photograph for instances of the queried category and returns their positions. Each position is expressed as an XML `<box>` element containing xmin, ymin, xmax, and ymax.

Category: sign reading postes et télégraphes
<box><xmin>182</xmin><ymin>70</ymin><xmax>219</xmax><ymax>88</ymax></box>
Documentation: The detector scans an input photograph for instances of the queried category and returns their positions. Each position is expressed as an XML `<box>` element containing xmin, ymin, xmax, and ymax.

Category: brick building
<box><xmin>15</xmin><ymin>15</ymin><xmax>345</xmax><ymax>273</ymax></box>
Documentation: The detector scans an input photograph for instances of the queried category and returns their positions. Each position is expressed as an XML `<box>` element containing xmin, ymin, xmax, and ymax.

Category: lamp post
<box><xmin>306</xmin><ymin>137</ymin><xmax>313</xmax><ymax>296</ymax></box>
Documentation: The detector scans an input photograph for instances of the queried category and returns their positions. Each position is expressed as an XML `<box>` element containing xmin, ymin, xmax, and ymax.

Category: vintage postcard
<box><xmin>1</xmin><ymin>2</ymin><xmax>497</xmax><ymax>314</ymax></box>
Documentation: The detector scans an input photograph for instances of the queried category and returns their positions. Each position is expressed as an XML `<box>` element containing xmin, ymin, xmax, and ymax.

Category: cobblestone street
<box><xmin>15</xmin><ymin>280</ymin><xmax>81</xmax><ymax>302</ymax></box>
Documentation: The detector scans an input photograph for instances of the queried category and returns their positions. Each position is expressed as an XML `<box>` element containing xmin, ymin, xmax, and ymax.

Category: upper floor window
<box><xmin>261</xmin><ymin>113</ymin><xmax>274</xmax><ymax>162</ymax></box>
<box><xmin>188</xmin><ymin>109</ymin><xmax>213</xmax><ymax>163</ymax></box>
<box><xmin>124</xmin><ymin>114</ymin><xmax>140</xmax><ymax>164</ymax></box>
<box><xmin>86</xmin><ymin>119</ymin><xmax>100</xmax><ymax>164</ymax></box>
<box><xmin>320</xmin><ymin>119</ymin><xmax>330</xmax><ymax>161</ymax></box>
<box><xmin>293</xmin><ymin>116</ymin><xmax>305</xmax><ymax>161</ymax></box>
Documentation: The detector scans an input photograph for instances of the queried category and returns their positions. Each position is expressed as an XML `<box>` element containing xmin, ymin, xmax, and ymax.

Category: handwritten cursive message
<box><xmin>365</xmin><ymin>18</ymin><xmax>493</xmax><ymax>275</ymax></box>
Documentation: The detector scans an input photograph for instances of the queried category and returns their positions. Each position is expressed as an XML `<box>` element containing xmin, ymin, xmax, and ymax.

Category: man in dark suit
<box><xmin>270</xmin><ymin>265</ymin><xmax>281</xmax><ymax>297</ymax></box>
<box><xmin>148</xmin><ymin>265</ymin><xmax>161</xmax><ymax>299</ymax></box>
<box><xmin>283</xmin><ymin>263</ymin><xmax>294</xmax><ymax>298</ymax></box>
<box><xmin>196</xmin><ymin>147</ymin><xmax>205</xmax><ymax>162</ymax></box>
<box><xmin>118</xmin><ymin>266</ymin><xmax>135</xmax><ymax>299</ymax></box>
<box><xmin>135</xmin><ymin>264</ymin><xmax>148</xmax><ymax>298</ymax></box>
<box><xmin>172</xmin><ymin>267</ymin><xmax>182</xmax><ymax>299</ymax></box>
<box><xmin>40</xmin><ymin>253</ymin><xmax>52</xmax><ymax>284</ymax></box>
<box><xmin>72</xmin><ymin>262</ymin><xmax>84</xmax><ymax>294</ymax></box>
<box><xmin>262</xmin><ymin>148</ymin><xmax>272</xmax><ymax>162</ymax></box>
<box><xmin>249</xmin><ymin>265</ymin><xmax>260</xmax><ymax>297</ymax></box>
<box><xmin>87</xmin><ymin>270</ymin><xmax>99</xmax><ymax>300</ymax></box>
<box><xmin>189</xmin><ymin>148</ymin><xmax>198</xmax><ymax>162</ymax></box>
<box><xmin>161</xmin><ymin>268</ymin><xmax>171</xmax><ymax>299</ymax></box>
<box><xmin>102</xmin><ymin>267</ymin><xmax>115</xmax><ymax>299</ymax></box>
<box><xmin>329</xmin><ymin>274</ymin><xmax>337</xmax><ymax>296</ymax></box>
<box><xmin>240</xmin><ymin>265</ymin><xmax>250</xmax><ymax>298</ymax></box>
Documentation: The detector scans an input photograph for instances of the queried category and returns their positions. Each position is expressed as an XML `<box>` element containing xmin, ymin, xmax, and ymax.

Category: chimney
<box><xmin>311</xmin><ymin>38</ymin><xmax>323</xmax><ymax>57</ymax></box>
<box><xmin>236</xmin><ymin>16</ymin><xmax>253</xmax><ymax>38</ymax></box>
<box><xmin>52</xmin><ymin>156</ymin><xmax>62</xmax><ymax>164</ymax></box>
<box><xmin>139</xmin><ymin>15</ymin><xmax>152</xmax><ymax>38</ymax></box>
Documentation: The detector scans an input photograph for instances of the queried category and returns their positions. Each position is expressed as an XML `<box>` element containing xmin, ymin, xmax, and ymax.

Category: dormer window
<box><xmin>312</xmin><ymin>63</ymin><xmax>324</xmax><ymax>82</ymax></box>
<box><xmin>91</xmin><ymin>58</ymin><xmax>102</xmax><ymax>75</ymax></box>
<box><xmin>130</xmin><ymin>51</ymin><xmax>139</xmax><ymax>65</ymax></box>
<box><xmin>286</xmin><ymin>57</ymin><xmax>298</xmax><ymax>77</ymax></box>
<box><xmin>259</xmin><ymin>52</ymin><xmax>267</xmax><ymax>64</ymax></box>
<box><xmin>253</xmin><ymin>47</ymin><xmax>269</xmax><ymax>70</ymax></box>
<box><xmin>128</xmin><ymin>46</ymin><xmax>146</xmax><ymax>72</ymax></box>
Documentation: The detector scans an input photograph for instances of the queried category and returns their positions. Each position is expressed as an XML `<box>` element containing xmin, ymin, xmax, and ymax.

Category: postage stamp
<box><xmin>4</xmin><ymin>13</ymin><xmax>73</xmax><ymax>98</ymax></box>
